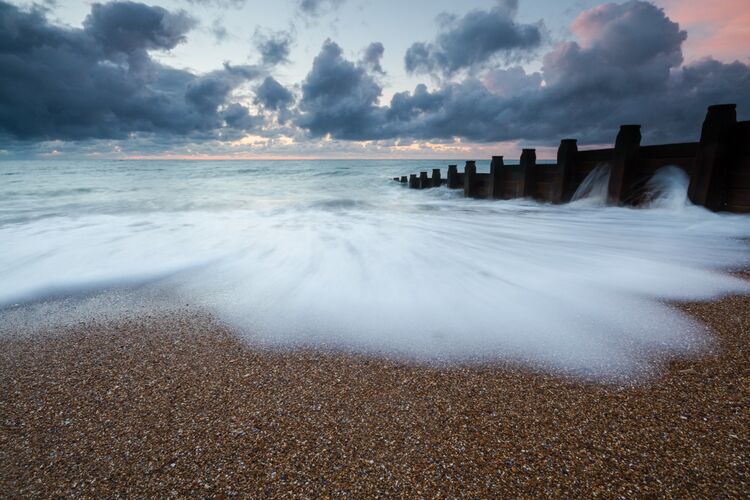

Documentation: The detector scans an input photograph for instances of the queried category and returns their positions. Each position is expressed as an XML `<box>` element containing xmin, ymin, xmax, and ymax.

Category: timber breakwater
<box><xmin>395</xmin><ymin>104</ymin><xmax>750</xmax><ymax>213</ymax></box>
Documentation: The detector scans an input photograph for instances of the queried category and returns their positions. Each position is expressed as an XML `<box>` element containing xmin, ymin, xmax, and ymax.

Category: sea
<box><xmin>2</xmin><ymin>159</ymin><xmax>750</xmax><ymax>379</ymax></box>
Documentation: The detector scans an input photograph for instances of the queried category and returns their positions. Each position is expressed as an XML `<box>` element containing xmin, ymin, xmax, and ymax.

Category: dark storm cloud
<box><xmin>542</xmin><ymin>0</ymin><xmax>685</xmax><ymax>92</ymax></box>
<box><xmin>254</xmin><ymin>76</ymin><xmax>295</xmax><ymax>124</ymax></box>
<box><xmin>3</xmin><ymin>0</ymin><xmax>749</xmax><ymax>153</ymax></box>
<box><xmin>254</xmin><ymin>76</ymin><xmax>294</xmax><ymax>110</ymax></box>
<box><xmin>0</xmin><ymin>1</ymin><xmax>262</xmax><ymax>141</ymax></box>
<box><xmin>186</xmin><ymin>63</ymin><xmax>262</xmax><ymax>114</ymax></box>
<box><xmin>404</xmin><ymin>1</ymin><xmax>543</xmax><ymax>76</ymax></box>
<box><xmin>296</xmin><ymin>40</ymin><xmax>386</xmax><ymax>140</ymax></box>
<box><xmin>221</xmin><ymin>102</ymin><xmax>262</xmax><ymax>130</ymax></box>
<box><xmin>296</xmin><ymin>1</ymin><xmax>750</xmax><ymax>145</ymax></box>
<box><xmin>254</xmin><ymin>29</ymin><xmax>293</xmax><ymax>66</ymax></box>
<box><xmin>84</xmin><ymin>1</ymin><xmax>195</xmax><ymax>54</ymax></box>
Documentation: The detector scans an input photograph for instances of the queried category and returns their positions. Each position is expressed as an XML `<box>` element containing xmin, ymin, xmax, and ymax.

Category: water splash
<box><xmin>643</xmin><ymin>166</ymin><xmax>691</xmax><ymax>210</ymax></box>
<box><xmin>1</xmin><ymin>160</ymin><xmax>749</xmax><ymax>379</ymax></box>
<box><xmin>570</xmin><ymin>164</ymin><xmax>611</xmax><ymax>205</ymax></box>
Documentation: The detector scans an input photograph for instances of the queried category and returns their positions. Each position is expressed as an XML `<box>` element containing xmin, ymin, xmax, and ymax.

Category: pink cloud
<box><xmin>658</xmin><ymin>0</ymin><xmax>750</xmax><ymax>63</ymax></box>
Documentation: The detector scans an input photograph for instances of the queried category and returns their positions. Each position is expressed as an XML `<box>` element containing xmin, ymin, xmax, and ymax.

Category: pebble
<box><xmin>0</xmin><ymin>291</ymin><xmax>748</xmax><ymax>497</ymax></box>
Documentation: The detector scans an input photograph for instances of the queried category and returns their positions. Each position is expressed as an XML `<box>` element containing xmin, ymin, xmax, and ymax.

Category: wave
<box><xmin>1</xmin><ymin>162</ymin><xmax>749</xmax><ymax>379</ymax></box>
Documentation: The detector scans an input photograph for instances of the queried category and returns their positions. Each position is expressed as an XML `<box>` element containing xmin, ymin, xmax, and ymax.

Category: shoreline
<box><xmin>1</xmin><ymin>291</ymin><xmax>749</xmax><ymax>496</ymax></box>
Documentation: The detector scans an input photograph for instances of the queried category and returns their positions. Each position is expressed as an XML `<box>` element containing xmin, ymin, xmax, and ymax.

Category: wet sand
<box><xmin>1</xmin><ymin>293</ymin><xmax>748</xmax><ymax>496</ymax></box>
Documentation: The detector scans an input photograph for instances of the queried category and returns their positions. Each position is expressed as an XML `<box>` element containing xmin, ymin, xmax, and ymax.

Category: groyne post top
<box><xmin>464</xmin><ymin>160</ymin><xmax>477</xmax><ymax>178</ymax></box>
<box><xmin>447</xmin><ymin>164</ymin><xmax>459</xmax><ymax>188</ymax></box>
<box><xmin>490</xmin><ymin>155</ymin><xmax>504</xmax><ymax>172</ymax></box>
<box><xmin>489</xmin><ymin>156</ymin><xmax>505</xmax><ymax>199</ymax></box>
<box><xmin>555</xmin><ymin>139</ymin><xmax>579</xmax><ymax>203</ymax></box>
<box><xmin>608</xmin><ymin>125</ymin><xmax>642</xmax><ymax>204</ymax></box>
<box><xmin>520</xmin><ymin>148</ymin><xmax>536</xmax><ymax>164</ymax></box>
<box><xmin>557</xmin><ymin>139</ymin><xmax>578</xmax><ymax>160</ymax></box>
<box><xmin>615</xmin><ymin>125</ymin><xmax>642</xmax><ymax>149</ymax></box>
<box><xmin>519</xmin><ymin>148</ymin><xmax>536</xmax><ymax>198</ymax></box>
<box><xmin>701</xmin><ymin>103</ymin><xmax>737</xmax><ymax>142</ymax></box>
<box><xmin>689</xmin><ymin>103</ymin><xmax>738</xmax><ymax>209</ymax></box>
<box><xmin>419</xmin><ymin>171</ymin><xmax>430</xmax><ymax>189</ymax></box>
<box><xmin>464</xmin><ymin>161</ymin><xmax>477</xmax><ymax>197</ymax></box>
<box><xmin>432</xmin><ymin>168</ymin><xmax>442</xmax><ymax>186</ymax></box>
<box><xmin>409</xmin><ymin>173</ymin><xmax>418</xmax><ymax>189</ymax></box>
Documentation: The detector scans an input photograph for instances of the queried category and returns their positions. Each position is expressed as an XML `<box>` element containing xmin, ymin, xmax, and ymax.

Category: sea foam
<box><xmin>1</xmin><ymin>160</ymin><xmax>749</xmax><ymax>378</ymax></box>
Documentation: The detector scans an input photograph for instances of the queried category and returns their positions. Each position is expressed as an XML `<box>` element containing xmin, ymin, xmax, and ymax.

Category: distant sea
<box><xmin>2</xmin><ymin>159</ymin><xmax>750</xmax><ymax>378</ymax></box>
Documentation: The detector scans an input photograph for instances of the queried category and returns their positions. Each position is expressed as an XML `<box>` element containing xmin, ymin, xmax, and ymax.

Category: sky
<box><xmin>0</xmin><ymin>0</ymin><xmax>749</xmax><ymax>159</ymax></box>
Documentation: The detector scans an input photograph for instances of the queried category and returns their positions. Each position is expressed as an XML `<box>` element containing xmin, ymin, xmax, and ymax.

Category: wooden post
<box><xmin>688</xmin><ymin>104</ymin><xmax>737</xmax><ymax>210</ymax></box>
<box><xmin>409</xmin><ymin>174</ymin><xmax>418</xmax><ymax>189</ymax></box>
<box><xmin>554</xmin><ymin>139</ymin><xmax>578</xmax><ymax>203</ymax></box>
<box><xmin>400</xmin><ymin>175</ymin><xmax>407</xmax><ymax>183</ymax></box>
<box><xmin>608</xmin><ymin>125</ymin><xmax>641</xmax><ymax>204</ymax></box>
<box><xmin>432</xmin><ymin>168</ymin><xmax>441</xmax><ymax>187</ymax></box>
<box><xmin>463</xmin><ymin>161</ymin><xmax>477</xmax><ymax>197</ymax></box>
<box><xmin>519</xmin><ymin>149</ymin><xmax>536</xmax><ymax>198</ymax></box>
<box><xmin>447</xmin><ymin>164</ymin><xmax>460</xmax><ymax>188</ymax></box>
<box><xmin>419</xmin><ymin>171</ymin><xmax>430</xmax><ymax>189</ymax></box>
<box><xmin>489</xmin><ymin>156</ymin><xmax>504</xmax><ymax>199</ymax></box>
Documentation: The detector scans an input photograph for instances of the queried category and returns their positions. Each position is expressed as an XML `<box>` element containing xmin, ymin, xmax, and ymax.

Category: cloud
<box><xmin>482</xmin><ymin>66</ymin><xmax>542</xmax><ymax>95</ymax></box>
<box><xmin>254</xmin><ymin>28</ymin><xmax>293</xmax><ymax>66</ymax></box>
<box><xmin>186</xmin><ymin>63</ymin><xmax>262</xmax><ymax>114</ymax></box>
<box><xmin>385</xmin><ymin>80</ymin><xmax>523</xmax><ymax>142</ymax></box>
<box><xmin>656</xmin><ymin>0</ymin><xmax>750</xmax><ymax>63</ymax></box>
<box><xmin>84</xmin><ymin>1</ymin><xmax>196</xmax><ymax>54</ymax></box>
<box><xmin>221</xmin><ymin>102</ymin><xmax>262</xmax><ymax>130</ymax></box>
<box><xmin>0</xmin><ymin>1</ymin><xmax>263</xmax><ymax>141</ymax></box>
<box><xmin>254</xmin><ymin>77</ymin><xmax>294</xmax><ymax>110</ymax></box>
<box><xmin>254</xmin><ymin>76</ymin><xmax>295</xmax><ymax>124</ymax></box>
<box><xmin>183</xmin><ymin>0</ymin><xmax>247</xmax><ymax>8</ymax></box>
<box><xmin>296</xmin><ymin>40</ymin><xmax>386</xmax><ymax>140</ymax></box>
<box><xmin>295</xmin><ymin>1</ymin><xmax>750</xmax><ymax>145</ymax></box>
<box><xmin>404</xmin><ymin>3</ymin><xmax>544</xmax><ymax>76</ymax></box>
<box><xmin>210</xmin><ymin>18</ymin><xmax>228</xmax><ymax>42</ymax></box>
<box><xmin>297</xmin><ymin>0</ymin><xmax>344</xmax><ymax>17</ymax></box>
<box><xmin>566</xmin><ymin>0</ymin><xmax>685</xmax><ymax>72</ymax></box>
<box><xmin>2</xmin><ymin>0</ymin><xmax>749</xmax><ymax>155</ymax></box>
<box><xmin>361</xmin><ymin>41</ymin><xmax>385</xmax><ymax>74</ymax></box>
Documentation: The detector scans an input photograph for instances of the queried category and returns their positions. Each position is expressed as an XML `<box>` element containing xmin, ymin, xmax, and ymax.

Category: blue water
<box><xmin>2</xmin><ymin>159</ymin><xmax>749</xmax><ymax>378</ymax></box>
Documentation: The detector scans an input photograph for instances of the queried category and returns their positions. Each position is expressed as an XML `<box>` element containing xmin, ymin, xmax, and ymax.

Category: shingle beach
<box><xmin>1</xmin><ymin>291</ymin><xmax>748</xmax><ymax>497</ymax></box>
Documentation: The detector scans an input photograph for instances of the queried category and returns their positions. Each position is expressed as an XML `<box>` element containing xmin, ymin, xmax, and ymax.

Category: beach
<box><xmin>2</xmin><ymin>160</ymin><xmax>750</xmax><ymax>496</ymax></box>
<box><xmin>2</xmin><ymin>288</ymin><xmax>748</xmax><ymax>497</ymax></box>
<box><xmin>3</xmin><ymin>0</ymin><xmax>750</xmax><ymax>494</ymax></box>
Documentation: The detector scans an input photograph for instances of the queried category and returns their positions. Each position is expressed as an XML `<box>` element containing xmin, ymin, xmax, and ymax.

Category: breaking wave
<box><xmin>1</xmin><ymin>160</ymin><xmax>749</xmax><ymax>379</ymax></box>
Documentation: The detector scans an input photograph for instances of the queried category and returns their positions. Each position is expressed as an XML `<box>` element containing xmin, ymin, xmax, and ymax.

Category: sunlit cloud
<box><xmin>658</xmin><ymin>0</ymin><xmax>750</xmax><ymax>63</ymax></box>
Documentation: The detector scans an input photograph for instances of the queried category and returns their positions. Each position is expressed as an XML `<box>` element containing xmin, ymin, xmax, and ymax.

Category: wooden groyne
<box><xmin>394</xmin><ymin>104</ymin><xmax>750</xmax><ymax>213</ymax></box>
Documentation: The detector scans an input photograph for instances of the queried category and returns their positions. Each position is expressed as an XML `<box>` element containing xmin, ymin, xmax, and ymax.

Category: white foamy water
<box><xmin>1</xmin><ymin>160</ymin><xmax>749</xmax><ymax>378</ymax></box>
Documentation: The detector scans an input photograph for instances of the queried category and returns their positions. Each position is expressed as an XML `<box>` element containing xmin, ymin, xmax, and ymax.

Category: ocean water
<box><xmin>2</xmin><ymin>159</ymin><xmax>750</xmax><ymax>378</ymax></box>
